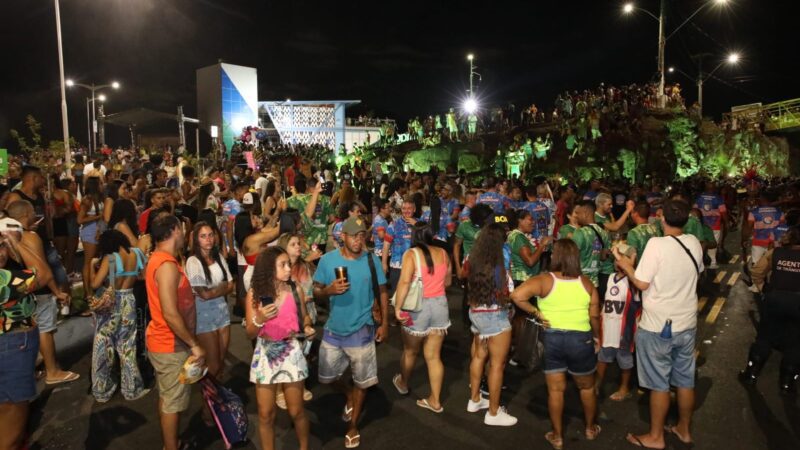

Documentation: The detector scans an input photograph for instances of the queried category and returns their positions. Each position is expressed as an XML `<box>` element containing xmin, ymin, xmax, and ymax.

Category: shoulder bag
<box><xmin>365</xmin><ymin>250</ymin><xmax>384</xmax><ymax>325</ymax></box>
<box><xmin>389</xmin><ymin>248</ymin><xmax>424</xmax><ymax>312</ymax></box>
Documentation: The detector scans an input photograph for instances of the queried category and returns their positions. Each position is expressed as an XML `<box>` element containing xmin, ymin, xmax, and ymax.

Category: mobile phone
<box><xmin>259</xmin><ymin>295</ymin><xmax>274</xmax><ymax>307</ymax></box>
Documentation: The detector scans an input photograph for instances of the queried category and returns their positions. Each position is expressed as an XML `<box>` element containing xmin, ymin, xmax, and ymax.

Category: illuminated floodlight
<box><xmin>463</xmin><ymin>98</ymin><xmax>478</xmax><ymax>113</ymax></box>
<box><xmin>97</xmin><ymin>94</ymin><xmax>107</xmax><ymax>102</ymax></box>
<box><xmin>715</xmin><ymin>0</ymin><xmax>729</xmax><ymax>5</ymax></box>
<box><xmin>467</xmin><ymin>53</ymin><xmax>474</xmax><ymax>61</ymax></box>
<box><xmin>66</xmin><ymin>79</ymin><xmax>74</xmax><ymax>87</ymax></box>
<box><xmin>111</xmin><ymin>81</ymin><xmax>120</xmax><ymax>89</ymax></box>
<box><xmin>668</xmin><ymin>67</ymin><xmax>675</xmax><ymax>73</ymax></box>
<box><xmin>623</xmin><ymin>3</ymin><xmax>635</xmax><ymax>14</ymax></box>
<box><xmin>727</xmin><ymin>53</ymin><xmax>740</xmax><ymax>64</ymax></box>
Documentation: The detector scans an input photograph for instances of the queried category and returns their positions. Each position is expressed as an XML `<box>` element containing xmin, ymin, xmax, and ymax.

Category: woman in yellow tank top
<box><xmin>511</xmin><ymin>239</ymin><xmax>601</xmax><ymax>450</ymax></box>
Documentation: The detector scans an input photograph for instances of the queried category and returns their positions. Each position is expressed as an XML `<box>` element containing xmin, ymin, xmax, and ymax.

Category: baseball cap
<box><xmin>242</xmin><ymin>192</ymin><xmax>255</xmax><ymax>205</ymax></box>
<box><xmin>341</xmin><ymin>216</ymin><xmax>367</xmax><ymax>235</ymax></box>
<box><xmin>0</xmin><ymin>218</ymin><xmax>24</xmax><ymax>233</ymax></box>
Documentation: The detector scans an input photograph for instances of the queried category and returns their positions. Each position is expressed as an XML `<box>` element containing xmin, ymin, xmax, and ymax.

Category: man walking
<box><xmin>614</xmin><ymin>199</ymin><xmax>702</xmax><ymax>449</ymax></box>
<box><xmin>314</xmin><ymin>216</ymin><xmax>389</xmax><ymax>449</ymax></box>
<box><xmin>145</xmin><ymin>215</ymin><xmax>205</xmax><ymax>450</ymax></box>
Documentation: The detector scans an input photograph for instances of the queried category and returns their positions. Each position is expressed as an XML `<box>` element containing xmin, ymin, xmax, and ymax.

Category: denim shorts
<box><xmin>636</xmin><ymin>328</ymin><xmax>696</xmax><ymax>392</ymax></box>
<box><xmin>0</xmin><ymin>327</ymin><xmax>40</xmax><ymax>403</ymax></box>
<box><xmin>195</xmin><ymin>297</ymin><xmax>230</xmax><ymax>334</ymax></box>
<box><xmin>46</xmin><ymin>245</ymin><xmax>68</xmax><ymax>287</ymax></box>
<box><xmin>542</xmin><ymin>329</ymin><xmax>597</xmax><ymax>376</ymax></box>
<box><xmin>319</xmin><ymin>326</ymin><xmax>378</xmax><ymax>389</ymax></box>
<box><xmin>403</xmin><ymin>296</ymin><xmax>451</xmax><ymax>337</ymax></box>
<box><xmin>598</xmin><ymin>346</ymin><xmax>634</xmax><ymax>370</ymax></box>
<box><xmin>469</xmin><ymin>307</ymin><xmax>512</xmax><ymax>339</ymax></box>
<box><xmin>80</xmin><ymin>221</ymin><xmax>106</xmax><ymax>245</ymax></box>
<box><xmin>34</xmin><ymin>294</ymin><xmax>57</xmax><ymax>333</ymax></box>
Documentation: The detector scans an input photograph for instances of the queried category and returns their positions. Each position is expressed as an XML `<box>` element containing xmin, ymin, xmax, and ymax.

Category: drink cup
<box><xmin>334</xmin><ymin>266</ymin><xmax>348</xmax><ymax>282</ymax></box>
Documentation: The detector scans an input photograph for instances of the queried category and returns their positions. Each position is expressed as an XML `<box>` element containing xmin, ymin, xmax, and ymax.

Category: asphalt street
<box><xmin>27</xmin><ymin>235</ymin><xmax>800</xmax><ymax>450</ymax></box>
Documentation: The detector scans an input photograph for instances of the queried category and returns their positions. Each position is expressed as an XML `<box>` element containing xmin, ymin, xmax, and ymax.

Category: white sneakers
<box><xmin>467</xmin><ymin>399</ymin><xmax>517</xmax><ymax>426</ymax></box>
<box><xmin>467</xmin><ymin>397</ymin><xmax>489</xmax><ymax>412</ymax></box>
<box><xmin>484</xmin><ymin>406</ymin><xmax>518</xmax><ymax>426</ymax></box>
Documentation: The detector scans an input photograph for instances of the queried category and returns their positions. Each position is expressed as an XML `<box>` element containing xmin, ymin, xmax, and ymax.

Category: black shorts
<box><xmin>52</xmin><ymin>217</ymin><xmax>69</xmax><ymax>237</ymax></box>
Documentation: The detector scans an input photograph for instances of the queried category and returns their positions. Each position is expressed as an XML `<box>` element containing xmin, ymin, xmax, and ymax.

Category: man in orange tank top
<box><xmin>145</xmin><ymin>215</ymin><xmax>204</xmax><ymax>450</ymax></box>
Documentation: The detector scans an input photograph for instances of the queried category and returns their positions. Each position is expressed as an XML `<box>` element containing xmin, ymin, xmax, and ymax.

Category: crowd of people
<box><xmin>0</xmin><ymin>144</ymin><xmax>798</xmax><ymax>450</ymax></box>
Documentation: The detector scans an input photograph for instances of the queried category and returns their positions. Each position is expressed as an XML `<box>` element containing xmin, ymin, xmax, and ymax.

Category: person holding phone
<box><xmin>245</xmin><ymin>246</ymin><xmax>315</xmax><ymax>450</ymax></box>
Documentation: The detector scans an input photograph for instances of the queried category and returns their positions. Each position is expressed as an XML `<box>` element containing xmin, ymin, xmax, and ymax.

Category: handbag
<box><xmin>88</xmin><ymin>254</ymin><xmax>116</xmax><ymax>312</ymax></box>
<box><xmin>513</xmin><ymin>317</ymin><xmax>544</xmax><ymax>372</ymax></box>
<box><xmin>389</xmin><ymin>248</ymin><xmax>424</xmax><ymax>312</ymax></box>
<box><xmin>199</xmin><ymin>375</ymin><xmax>249</xmax><ymax>449</ymax></box>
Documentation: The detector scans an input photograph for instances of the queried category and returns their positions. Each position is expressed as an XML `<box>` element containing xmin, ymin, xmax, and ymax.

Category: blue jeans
<box><xmin>0</xmin><ymin>327</ymin><xmax>40</xmax><ymax>403</ymax></box>
<box><xmin>636</xmin><ymin>328</ymin><xmax>696</xmax><ymax>391</ymax></box>
<box><xmin>542</xmin><ymin>329</ymin><xmax>596</xmax><ymax>376</ymax></box>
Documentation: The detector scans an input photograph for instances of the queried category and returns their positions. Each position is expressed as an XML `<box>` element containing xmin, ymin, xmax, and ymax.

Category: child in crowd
<box><xmin>595</xmin><ymin>246</ymin><xmax>640</xmax><ymax>401</ymax></box>
<box><xmin>245</xmin><ymin>247</ymin><xmax>316</xmax><ymax>450</ymax></box>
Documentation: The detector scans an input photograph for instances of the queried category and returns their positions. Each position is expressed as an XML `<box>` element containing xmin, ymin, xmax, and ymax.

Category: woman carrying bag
<box><xmin>89</xmin><ymin>229</ymin><xmax>149</xmax><ymax>403</ymax></box>
<box><xmin>391</xmin><ymin>222</ymin><xmax>452</xmax><ymax>413</ymax></box>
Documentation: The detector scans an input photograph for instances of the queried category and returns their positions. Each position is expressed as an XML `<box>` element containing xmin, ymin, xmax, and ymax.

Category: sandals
<box><xmin>344</xmin><ymin>432</ymin><xmax>361</xmax><ymax>449</ymax></box>
<box><xmin>609</xmin><ymin>391</ymin><xmax>633</xmax><ymax>401</ymax></box>
<box><xmin>545</xmin><ymin>431</ymin><xmax>563</xmax><ymax>450</ymax></box>
<box><xmin>341</xmin><ymin>404</ymin><xmax>354</xmax><ymax>422</ymax></box>
<box><xmin>585</xmin><ymin>424</ymin><xmax>602</xmax><ymax>440</ymax></box>
<box><xmin>45</xmin><ymin>371</ymin><xmax>80</xmax><ymax>385</ymax></box>
<box><xmin>392</xmin><ymin>373</ymin><xmax>409</xmax><ymax>395</ymax></box>
<box><xmin>416</xmin><ymin>398</ymin><xmax>443</xmax><ymax>414</ymax></box>
<box><xmin>626</xmin><ymin>433</ymin><xmax>665</xmax><ymax>449</ymax></box>
<box><xmin>665</xmin><ymin>425</ymin><xmax>694</xmax><ymax>447</ymax></box>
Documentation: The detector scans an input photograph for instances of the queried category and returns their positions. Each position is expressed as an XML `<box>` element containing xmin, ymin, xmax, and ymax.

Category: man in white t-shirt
<box><xmin>614</xmin><ymin>199</ymin><xmax>702</xmax><ymax>449</ymax></box>
<box><xmin>254</xmin><ymin>169</ymin><xmax>269</xmax><ymax>202</ymax></box>
<box><xmin>82</xmin><ymin>156</ymin><xmax>108</xmax><ymax>177</ymax></box>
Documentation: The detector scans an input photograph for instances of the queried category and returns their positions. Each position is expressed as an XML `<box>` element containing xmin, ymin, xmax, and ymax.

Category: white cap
<box><xmin>0</xmin><ymin>217</ymin><xmax>24</xmax><ymax>233</ymax></box>
<box><xmin>242</xmin><ymin>192</ymin><xmax>255</xmax><ymax>205</ymax></box>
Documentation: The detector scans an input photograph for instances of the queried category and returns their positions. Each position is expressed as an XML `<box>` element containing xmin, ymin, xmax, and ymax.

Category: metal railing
<box><xmin>761</xmin><ymin>98</ymin><xmax>800</xmax><ymax>131</ymax></box>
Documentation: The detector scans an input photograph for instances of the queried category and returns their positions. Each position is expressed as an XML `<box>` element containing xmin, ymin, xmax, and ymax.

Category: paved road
<box><xmin>28</xmin><ymin>238</ymin><xmax>800</xmax><ymax>449</ymax></box>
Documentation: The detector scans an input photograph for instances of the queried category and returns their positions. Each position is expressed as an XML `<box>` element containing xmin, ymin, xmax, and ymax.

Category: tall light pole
<box><xmin>55</xmin><ymin>0</ymin><xmax>71</xmax><ymax>174</ymax></box>
<box><xmin>668</xmin><ymin>52</ymin><xmax>740</xmax><ymax>117</ymax></box>
<box><xmin>623</xmin><ymin>0</ymin><xmax>730</xmax><ymax>109</ymax></box>
<box><xmin>66</xmin><ymin>79</ymin><xmax>120</xmax><ymax>155</ymax></box>
<box><xmin>467</xmin><ymin>53</ymin><xmax>475</xmax><ymax>96</ymax></box>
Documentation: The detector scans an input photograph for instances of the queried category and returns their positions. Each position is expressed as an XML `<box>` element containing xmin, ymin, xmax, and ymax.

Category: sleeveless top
<box><xmin>538</xmin><ymin>273</ymin><xmax>591</xmax><ymax>332</ymax></box>
<box><xmin>258</xmin><ymin>292</ymin><xmax>300</xmax><ymax>341</ymax></box>
<box><xmin>419</xmin><ymin>249</ymin><xmax>447</xmax><ymax>298</ymax></box>
<box><xmin>145</xmin><ymin>250</ymin><xmax>196</xmax><ymax>353</ymax></box>
<box><xmin>769</xmin><ymin>246</ymin><xmax>800</xmax><ymax>292</ymax></box>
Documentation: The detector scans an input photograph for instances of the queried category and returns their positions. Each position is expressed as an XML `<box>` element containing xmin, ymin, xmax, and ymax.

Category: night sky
<box><xmin>1</xmin><ymin>0</ymin><xmax>798</xmax><ymax>150</ymax></box>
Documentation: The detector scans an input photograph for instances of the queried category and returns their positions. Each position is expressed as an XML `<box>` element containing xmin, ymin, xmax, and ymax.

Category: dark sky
<box><xmin>1</xmin><ymin>0</ymin><xmax>797</xmax><ymax>150</ymax></box>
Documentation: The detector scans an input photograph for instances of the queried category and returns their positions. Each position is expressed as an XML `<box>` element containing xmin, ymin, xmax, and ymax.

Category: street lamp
<box><xmin>667</xmin><ymin>52</ymin><xmax>740</xmax><ymax>117</ymax></box>
<box><xmin>66</xmin><ymin>79</ymin><xmax>121</xmax><ymax>154</ymax></box>
<box><xmin>622</xmin><ymin>0</ymin><xmax>731</xmax><ymax>109</ymax></box>
<box><xmin>464</xmin><ymin>98</ymin><xmax>478</xmax><ymax>114</ymax></box>
<box><xmin>466</xmin><ymin>53</ymin><xmax>481</xmax><ymax>96</ymax></box>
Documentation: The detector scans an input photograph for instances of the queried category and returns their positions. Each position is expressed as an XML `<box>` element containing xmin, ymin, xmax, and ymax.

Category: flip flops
<box><xmin>344</xmin><ymin>432</ymin><xmax>361</xmax><ymax>448</ymax></box>
<box><xmin>609</xmin><ymin>391</ymin><xmax>633</xmax><ymax>401</ymax></box>
<box><xmin>585</xmin><ymin>424</ymin><xmax>602</xmax><ymax>440</ymax></box>
<box><xmin>665</xmin><ymin>425</ymin><xmax>695</xmax><ymax>447</ymax></box>
<box><xmin>544</xmin><ymin>431</ymin><xmax>563</xmax><ymax>450</ymax></box>
<box><xmin>626</xmin><ymin>433</ymin><xmax>665</xmax><ymax>449</ymax></box>
<box><xmin>416</xmin><ymin>398</ymin><xmax>443</xmax><ymax>414</ymax></box>
<box><xmin>341</xmin><ymin>404</ymin><xmax>354</xmax><ymax>422</ymax></box>
<box><xmin>45</xmin><ymin>371</ymin><xmax>80</xmax><ymax>385</ymax></box>
<box><xmin>392</xmin><ymin>373</ymin><xmax>409</xmax><ymax>395</ymax></box>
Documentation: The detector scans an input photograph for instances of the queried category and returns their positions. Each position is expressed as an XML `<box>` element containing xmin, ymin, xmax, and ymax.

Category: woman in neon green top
<box><xmin>511</xmin><ymin>239</ymin><xmax>601</xmax><ymax>450</ymax></box>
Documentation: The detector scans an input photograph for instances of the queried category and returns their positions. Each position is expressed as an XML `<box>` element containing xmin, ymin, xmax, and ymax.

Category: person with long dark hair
<box><xmin>185</xmin><ymin>222</ymin><xmax>234</xmax><ymax>411</ymax></box>
<box><xmin>245</xmin><ymin>246</ymin><xmax>315</xmax><ymax>450</ymax></box>
<box><xmin>392</xmin><ymin>222</ymin><xmax>452</xmax><ymax>413</ymax></box>
<box><xmin>89</xmin><ymin>229</ymin><xmax>149</xmax><ymax>402</ymax></box>
<box><xmin>52</xmin><ymin>177</ymin><xmax>78</xmax><ymax>278</ymax></box>
<box><xmin>108</xmin><ymin>198</ymin><xmax>140</xmax><ymax>247</ymax></box>
<box><xmin>511</xmin><ymin>239</ymin><xmax>601</xmax><ymax>449</ymax></box>
<box><xmin>465</xmin><ymin>222</ymin><xmax>517</xmax><ymax>426</ymax></box>
<box><xmin>79</xmin><ymin>176</ymin><xmax>107</xmax><ymax>295</ymax></box>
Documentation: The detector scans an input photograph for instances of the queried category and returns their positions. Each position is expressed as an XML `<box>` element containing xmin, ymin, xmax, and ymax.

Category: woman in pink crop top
<box><xmin>244</xmin><ymin>247</ymin><xmax>316</xmax><ymax>450</ymax></box>
<box><xmin>392</xmin><ymin>222</ymin><xmax>452</xmax><ymax>413</ymax></box>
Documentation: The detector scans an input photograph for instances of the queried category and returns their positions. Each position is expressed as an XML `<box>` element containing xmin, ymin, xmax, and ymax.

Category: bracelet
<box><xmin>252</xmin><ymin>316</ymin><xmax>265</xmax><ymax>328</ymax></box>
